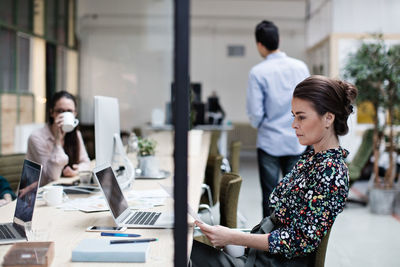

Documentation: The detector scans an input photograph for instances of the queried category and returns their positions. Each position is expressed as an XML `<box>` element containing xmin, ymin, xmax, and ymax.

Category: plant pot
<box><xmin>368</xmin><ymin>187</ymin><xmax>397</xmax><ymax>215</ymax></box>
<box><xmin>138</xmin><ymin>155</ymin><xmax>159</xmax><ymax>177</ymax></box>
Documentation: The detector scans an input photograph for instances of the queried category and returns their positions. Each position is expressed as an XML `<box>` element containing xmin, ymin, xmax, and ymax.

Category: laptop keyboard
<box><xmin>0</xmin><ymin>225</ymin><xmax>16</xmax><ymax>239</ymax></box>
<box><xmin>127</xmin><ymin>212</ymin><xmax>161</xmax><ymax>225</ymax></box>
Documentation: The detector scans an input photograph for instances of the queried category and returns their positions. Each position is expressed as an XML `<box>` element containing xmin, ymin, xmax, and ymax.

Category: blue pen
<box><xmin>110</xmin><ymin>238</ymin><xmax>158</xmax><ymax>244</ymax></box>
<box><xmin>101</xmin><ymin>232</ymin><xmax>141</xmax><ymax>237</ymax></box>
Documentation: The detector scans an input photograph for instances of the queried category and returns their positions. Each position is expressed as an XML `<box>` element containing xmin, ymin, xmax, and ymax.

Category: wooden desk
<box><xmin>0</xmin><ymin>132</ymin><xmax>210</xmax><ymax>266</ymax></box>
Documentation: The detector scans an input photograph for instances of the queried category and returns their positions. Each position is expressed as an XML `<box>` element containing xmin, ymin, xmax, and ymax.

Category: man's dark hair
<box><xmin>255</xmin><ymin>20</ymin><xmax>279</xmax><ymax>51</ymax></box>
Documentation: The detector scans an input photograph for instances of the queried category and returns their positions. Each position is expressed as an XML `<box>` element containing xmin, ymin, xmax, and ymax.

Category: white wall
<box><xmin>306</xmin><ymin>0</ymin><xmax>333</xmax><ymax>48</ymax></box>
<box><xmin>333</xmin><ymin>0</ymin><xmax>400</xmax><ymax>34</ymax></box>
<box><xmin>77</xmin><ymin>0</ymin><xmax>308</xmax><ymax>129</ymax></box>
<box><xmin>307</xmin><ymin>0</ymin><xmax>400</xmax><ymax>48</ymax></box>
<box><xmin>78</xmin><ymin>0</ymin><xmax>173</xmax><ymax>131</ymax></box>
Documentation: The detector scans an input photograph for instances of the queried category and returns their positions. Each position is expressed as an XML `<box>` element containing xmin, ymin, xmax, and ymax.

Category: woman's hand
<box><xmin>52</xmin><ymin>113</ymin><xmax>66</xmax><ymax>145</ymax></box>
<box><xmin>0</xmin><ymin>193</ymin><xmax>12</xmax><ymax>207</ymax></box>
<box><xmin>63</xmin><ymin>165</ymin><xmax>79</xmax><ymax>177</ymax></box>
<box><xmin>195</xmin><ymin>221</ymin><xmax>238</xmax><ymax>247</ymax></box>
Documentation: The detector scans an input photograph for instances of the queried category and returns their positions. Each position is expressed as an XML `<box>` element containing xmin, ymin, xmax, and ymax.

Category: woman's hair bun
<box><xmin>337</xmin><ymin>80</ymin><xmax>358</xmax><ymax>116</ymax></box>
<box><xmin>293</xmin><ymin>75</ymin><xmax>358</xmax><ymax>136</ymax></box>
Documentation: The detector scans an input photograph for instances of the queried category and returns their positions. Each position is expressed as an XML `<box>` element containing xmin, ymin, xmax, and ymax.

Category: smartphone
<box><xmin>86</xmin><ymin>226</ymin><xmax>127</xmax><ymax>232</ymax></box>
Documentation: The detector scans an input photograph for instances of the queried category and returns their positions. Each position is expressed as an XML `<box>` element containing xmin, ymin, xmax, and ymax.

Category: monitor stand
<box><xmin>112</xmin><ymin>133</ymin><xmax>135</xmax><ymax>190</ymax></box>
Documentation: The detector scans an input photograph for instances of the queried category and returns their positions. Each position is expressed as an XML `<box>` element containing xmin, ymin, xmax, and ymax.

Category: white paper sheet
<box><xmin>158</xmin><ymin>183</ymin><xmax>204</xmax><ymax>223</ymax></box>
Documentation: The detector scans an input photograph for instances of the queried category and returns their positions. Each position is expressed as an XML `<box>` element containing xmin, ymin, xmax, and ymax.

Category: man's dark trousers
<box><xmin>257</xmin><ymin>148</ymin><xmax>300</xmax><ymax>217</ymax></box>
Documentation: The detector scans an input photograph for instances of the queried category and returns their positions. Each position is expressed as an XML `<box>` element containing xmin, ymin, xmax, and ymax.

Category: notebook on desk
<box><xmin>0</xmin><ymin>159</ymin><xmax>42</xmax><ymax>244</ymax></box>
<box><xmin>72</xmin><ymin>238</ymin><xmax>149</xmax><ymax>262</ymax></box>
<box><xmin>93</xmin><ymin>164</ymin><xmax>173</xmax><ymax>229</ymax></box>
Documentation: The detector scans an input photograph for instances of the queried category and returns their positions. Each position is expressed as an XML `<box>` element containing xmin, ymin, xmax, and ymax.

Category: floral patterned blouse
<box><xmin>268</xmin><ymin>147</ymin><xmax>349</xmax><ymax>259</ymax></box>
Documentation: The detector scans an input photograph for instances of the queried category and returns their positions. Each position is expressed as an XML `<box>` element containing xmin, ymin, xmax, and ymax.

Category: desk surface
<box><xmin>0</xmin><ymin>131</ymin><xmax>210</xmax><ymax>266</ymax></box>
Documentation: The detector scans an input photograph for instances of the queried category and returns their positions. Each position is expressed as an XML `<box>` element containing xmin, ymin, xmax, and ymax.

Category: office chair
<box><xmin>348</xmin><ymin>128</ymin><xmax>373</xmax><ymax>185</ymax></box>
<box><xmin>313</xmin><ymin>228</ymin><xmax>332</xmax><ymax>267</ymax></box>
<box><xmin>347</xmin><ymin>129</ymin><xmax>373</xmax><ymax>206</ymax></box>
<box><xmin>198</xmin><ymin>173</ymin><xmax>243</xmax><ymax>227</ymax></box>
<box><xmin>195</xmin><ymin>173</ymin><xmax>243</xmax><ymax>245</ymax></box>
<box><xmin>219</xmin><ymin>172</ymin><xmax>243</xmax><ymax>228</ymax></box>
<box><xmin>209</xmin><ymin>131</ymin><xmax>221</xmax><ymax>157</ymax></box>
<box><xmin>200</xmin><ymin>154</ymin><xmax>223</xmax><ymax>207</ymax></box>
<box><xmin>229</xmin><ymin>141</ymin><xmax>242</xmax><ymax>175</ymax></box>
<box><xmin>0</xmin><ymin>153</ymin><xmax>26</xmax><ymax>191</ymax></box>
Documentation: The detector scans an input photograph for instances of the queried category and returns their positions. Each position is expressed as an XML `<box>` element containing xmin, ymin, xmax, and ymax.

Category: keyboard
<box><xmin>127</xmin><ymin>212</ymin><xmax>161</xmax><ymax>225</ymax></box>
<box><xmin>0</xmin><ymin>225</ymin><xmax>16</xmax><ymax>239</ymax></box>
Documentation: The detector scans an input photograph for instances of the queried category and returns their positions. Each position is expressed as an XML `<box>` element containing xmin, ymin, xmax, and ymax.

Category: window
<box><xmin>17</xmin><ymin>33</ymin><xmax>31</xmax><ymax>93</ymax></box>
<box><xmin>45</xmin><ymin>0</ymin><xmax>57</xmax><ymax>40</ymax></box>
<box><xmin>17</xmin><ymin>0</ymin><xmax>33</xmax><ymax>32</ymax></box>
<box><xmin>57</xmin><ymin>0</ymin><xmax>67</xmax><ymax>45</ymax></box>
<box><xmin>0</xmin><ymin>0</ymin><xmax>13</xmax><ymax>25</ymax></box>
<box><xmin>56</xmin><ymin>46</ymin><xmax>67</xmax><ymax>91</ymax></box>
<box><xmin>46</xmin><ymin>0</ymin><xmax>68</xmax><ymax>45</ymax></box>
<box><xmin>0</xmin><ymin>28</ymin><xmax>16</xmax><ymax>92</ymax></box>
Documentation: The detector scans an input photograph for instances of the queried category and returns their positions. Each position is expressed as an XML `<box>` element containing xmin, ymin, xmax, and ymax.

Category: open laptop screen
<box><xmin>14</xmin><ymin>160</ymin><xmax>41</xmax><ymax>223</ymax></box>
<box><xmin>95</xmin><ymin>166</ymin><xmax>129</xmax><ymax>219</ymax></box>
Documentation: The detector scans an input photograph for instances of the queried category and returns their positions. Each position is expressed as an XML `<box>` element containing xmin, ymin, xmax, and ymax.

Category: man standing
<box><xmin>246</xmin><ymin>20</ymin><xmax>309</xmax><ymax>217</ymax></box>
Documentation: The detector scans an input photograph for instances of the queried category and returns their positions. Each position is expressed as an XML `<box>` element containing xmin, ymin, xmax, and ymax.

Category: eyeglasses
<box><xmin>54</xmin><ymin>109</ymin><xmax>75</xmax><ymax>114</ymax></box>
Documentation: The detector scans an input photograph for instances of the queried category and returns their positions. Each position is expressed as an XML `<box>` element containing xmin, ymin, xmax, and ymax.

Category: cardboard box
<box><xmin>2</xmin><ymin>242</ymin><xmax>54</xmax><ymax>267</ymax></box>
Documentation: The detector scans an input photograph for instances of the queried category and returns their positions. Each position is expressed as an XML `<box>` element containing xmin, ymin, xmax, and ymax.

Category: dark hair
<box><xmin>293</xmin><ymin>75</ymin><xmax>358</xmax><ymax>136</ymax></box>
<box><xmin>48</xmin><ymin>91</ymin><xmax>80</xmax><ymax>167</ymax></box>
<box><xmin>255</xmin><ymin>20</ymin><xmax>279</xmax><ymax>51</ymax></box>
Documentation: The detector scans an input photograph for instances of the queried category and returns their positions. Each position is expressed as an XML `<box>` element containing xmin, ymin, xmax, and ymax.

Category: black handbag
<box><xmin>244</xmin><ymin>213</ymin><xmax>313</xmax><ymax>267</ymax></box>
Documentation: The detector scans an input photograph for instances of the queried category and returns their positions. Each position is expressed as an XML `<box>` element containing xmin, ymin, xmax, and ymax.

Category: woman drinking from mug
<box><xmin>27</xmin><ymin>91</ymin><xmax>90</xmax><ymax>186</ymax></box>
<box><xmin>190</xmin><ymin>75</ymin><xmax>357</xmax><ymax>267</ymax></box>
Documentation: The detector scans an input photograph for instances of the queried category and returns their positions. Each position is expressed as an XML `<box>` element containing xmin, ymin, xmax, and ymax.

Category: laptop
<box><xmin>0</xmin><ymin>159</ymin><xmax>42</xmax><ymax>244</ymax></box>
<box><xmin>93</xmin><ymin>164</ymin><xmax>173</xmax><ymax>229</ymax></box>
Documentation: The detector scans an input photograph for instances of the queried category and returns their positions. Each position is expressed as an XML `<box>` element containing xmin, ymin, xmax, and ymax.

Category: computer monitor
<box><xmin>94</xmin><ymin>96</ymin><xmax>134</xmax><ymax>189</ymax></box>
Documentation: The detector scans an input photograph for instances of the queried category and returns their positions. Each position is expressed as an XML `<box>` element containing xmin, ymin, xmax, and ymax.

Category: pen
<box><xmin>110</xmin><ymin>238</ymin><xmax>158</xmax><ymax>244</ymax></box>
<box><xmin>101</xmin><ymin>232</ymin><xmax>141</xmax><ymax>237</ymax></box>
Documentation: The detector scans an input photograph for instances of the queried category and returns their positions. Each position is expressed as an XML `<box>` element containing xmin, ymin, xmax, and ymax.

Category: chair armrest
<box><xmin>198</xmin><ymin>204</ymin><xmax>215</xmax><ymax>225</ymax></box>
<box><xmin>201</xmin><ymin>183</ymin><xmax>213</xmax><ymax>207</ymax></box>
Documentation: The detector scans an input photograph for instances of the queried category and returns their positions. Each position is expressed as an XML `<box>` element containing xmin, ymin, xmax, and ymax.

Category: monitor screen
<box><xmin>95</xmin><ymin>166</ymin><xmax>128</xmax><ymax>219</ymax></box>
<box><xmin>14</xmin><ymin>160</ymin><xmax>41</xmax><ymax>223</ymax></box>
<box><xmin>94</xmin><ymin>96</ymin><xmax>120</xmax><ymax>167</ymax></box>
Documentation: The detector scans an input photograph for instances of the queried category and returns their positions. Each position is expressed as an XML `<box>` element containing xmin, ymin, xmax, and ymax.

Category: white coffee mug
<box><xmin>62</xmin><ymin>112</ymin><xmax>79</xmax><ymax>132</ymax></box>
<box><xmin>43</xmin><ymin>186</ymin><xmax>64</xmax><ymax>206</ymax></box>
<box><xmin>223</xmin><ymin>244</ymin><xmax>245</xmax><ymax>257</ymax></box>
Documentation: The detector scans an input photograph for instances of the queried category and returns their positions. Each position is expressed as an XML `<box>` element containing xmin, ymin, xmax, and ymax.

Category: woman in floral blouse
<box><xmin>191</xmin><ymin>75</ymin><xmax>358</xmax><ymax>267</ymax></box>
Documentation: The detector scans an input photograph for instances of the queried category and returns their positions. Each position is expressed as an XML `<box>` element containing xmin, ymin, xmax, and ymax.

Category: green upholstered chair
<box><xmin>219</xmin><ymin>172</ymin><xmax>243</xmax><ymax>228</ymax></box>
<box><xmin>348</xmin><ymin>129</ymin><xmax>374</xmax><ymax>185</ymax></box>
<box><xmin>209</xmin><ymin>131</ymin><xmax>221</xmax><ymax>157</ymax></box>
<box><xmin>313</xmin><ymin>228</ymin><xmax>332</xmax><ymax>267</ymax></box>
<box><xmin>195</xmin><ymin>173</ymin><xmax>243</xmax><ymax>245</ymax></box>
<box><xmin>0</xmin><ymin>153</ymin><xmax>26</xmax><ymax>191</ymax></box>
<box><xmin>200</xmin><ymin>154</ymin><xmax>223</xmax><ymax>206</ymax></box>
<box><xmin>229</xmin><ymin>141</ymin><xmax>242</xmax><ymax>175</ymax></box>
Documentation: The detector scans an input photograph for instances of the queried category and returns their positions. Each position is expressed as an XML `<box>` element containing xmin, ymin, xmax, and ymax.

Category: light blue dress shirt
<box><xmin>246</xmin><ymin>52</ymin><xmax>310</xmax><ymax>157</ymax></box>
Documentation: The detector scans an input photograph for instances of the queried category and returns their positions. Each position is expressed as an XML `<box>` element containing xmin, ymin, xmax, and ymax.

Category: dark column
<box><xmin>173</xmin><ymin>0</ymin><xmax>190</xmax><ymax>266</ymax></box>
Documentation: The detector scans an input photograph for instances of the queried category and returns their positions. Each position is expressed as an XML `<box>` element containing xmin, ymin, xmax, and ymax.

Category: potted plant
<box><xmin>137</xmin><ymin>137</ymin><xmax>159</xmax><ymax>177</ymax></box>
<box><xmin>387</xmin><ymin>44</ymin><xmax>400</xmax><ymax>216</ymax></box>
<box><xmin>344</xmin><ymin>34</ymin><xmax>400</xmax><ymax>214</ymax></box>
